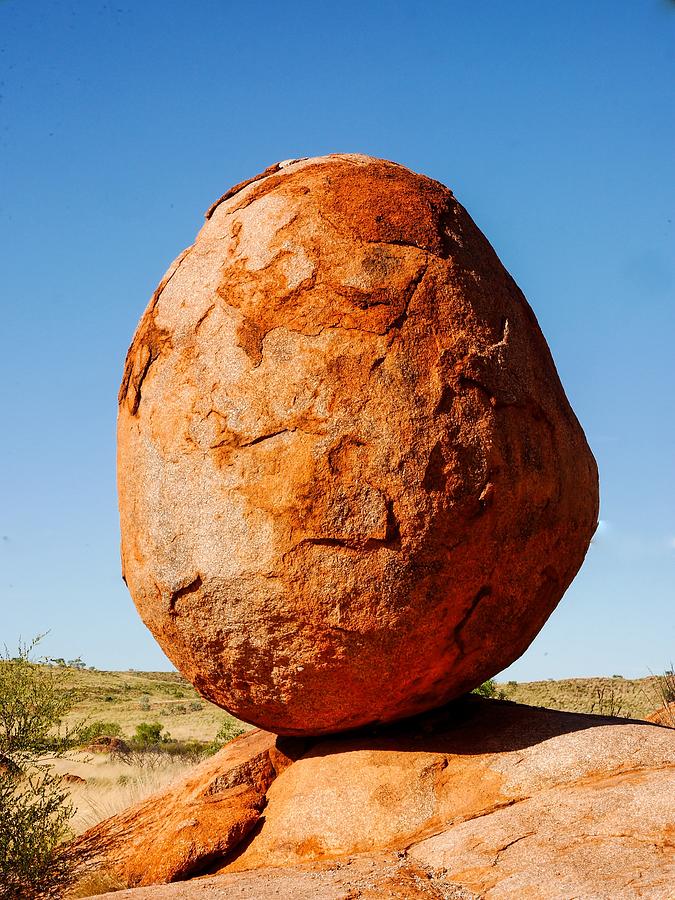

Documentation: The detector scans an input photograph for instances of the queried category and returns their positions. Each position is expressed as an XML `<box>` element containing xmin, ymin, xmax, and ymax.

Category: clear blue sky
<box><xmin>1</xmin><ymin>1</ymin><xmax>673</xmax><ymax>680</ymax></box>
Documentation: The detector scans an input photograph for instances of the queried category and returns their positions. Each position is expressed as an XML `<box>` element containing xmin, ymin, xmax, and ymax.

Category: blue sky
<box><xmin>1</xmin><ymin>1</ymin><xmax>673</xmax><ymax>680</ymax></box>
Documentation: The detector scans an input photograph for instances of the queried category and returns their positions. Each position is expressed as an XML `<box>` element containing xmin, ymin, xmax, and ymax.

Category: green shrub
<box><xmin>159</xmin><ymin>739</ymin><xmax>208</xmax><ymax>761</ymax></box>
<box><xmin>76</xmin><ymin>721</ymin><xmax>122</xmax><ymax>745</ymax></box>
<box><xmin>472</xmin><ymin>679</ymin><xmax>507</xmax><ymax>700</ymax></box>
<box><xmin>132</xmin><ymin>722</ymin><xmax>163</xmax><ymax>747</ymax></box>
<box><xmin>0</xmin><ymin>768</ymin><xmax>75</xmax><ymax>898</ymax></box>
<box><xmin>0</xmin><ymin>638</ymin><xmax>81</xmax><ymax>897</ymax></box>
<box><xmin>208</xmin><ymin>718</ymin><xmax>246</xmax><ymax>753</ymax></box>
<box><xmin>0</xmin><ymin>639</ymin><xmax>77</xmax><ymax>758</ymax></box>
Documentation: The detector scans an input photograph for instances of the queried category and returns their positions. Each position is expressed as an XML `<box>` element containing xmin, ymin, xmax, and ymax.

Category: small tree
<box><xmin>76</xmin><ymin>721</ymin><xmax>122</xmax><ymax>745</ymax></box>
<box><xmin>132</xmin><ymin>721</ymin><xmax>163</xmax><ymax>747</ymax></box>
<box><xmin>0</xmin><ymin>637</ymin><xmax>80</xmax><ymax>898</ymax></box>
<box><xmin>0</xmin><ymin>769</ymin><xmax>74</xmax><ymax>899</ymax></box>
<box><xmin>210</xmin><ymin>718</ymin><xmax>246</xmax><ymax>752</ymax></box>
<box><xmin>472</xmin><ymin>679</ymin><xmax>507</xmax><ymax>700</ymax></box>
<box><xmin>0</xmin><ymin>638</ymin><xmax>76</xmax><ymax>760</ymax></box>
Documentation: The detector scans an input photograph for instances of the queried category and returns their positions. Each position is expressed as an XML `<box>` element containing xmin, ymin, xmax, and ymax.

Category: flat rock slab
<box><xmin>74</xmin><ymin>699</ymin><xmax>675</xmax><ymax>898</ymax></box>
<box><xmin>88</xmin><ymin>854</ymin><xmax>478</xmax><ymax>900</ymax></box>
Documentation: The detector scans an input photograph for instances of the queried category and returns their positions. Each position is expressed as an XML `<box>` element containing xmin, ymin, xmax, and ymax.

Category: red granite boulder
<box><xmin>118</xmin><ymin>154</ymin><xmax>598</xmax><ymax>735</ymax></box>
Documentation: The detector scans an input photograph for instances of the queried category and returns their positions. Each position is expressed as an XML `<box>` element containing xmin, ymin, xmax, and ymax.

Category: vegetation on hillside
<box><xmin>498</xmin><ymin>674</ymin><xmax>665</xmax><ymax>719</ymax></box>
<box><xmin>59</xmin><ymin>667</ymin><xmax>243</xmax><ymax>744</ymax></box>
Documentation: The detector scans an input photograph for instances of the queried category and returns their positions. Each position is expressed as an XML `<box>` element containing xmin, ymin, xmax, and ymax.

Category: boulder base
<box><xmin>72</xmin><ymin>698</ymin><xmax>675</xmax><ymax>898</ymax></box>
<box><xmin>118</xmin><ymin>154</ymin><xmax>598</xmax><ymax>734</ymax></box>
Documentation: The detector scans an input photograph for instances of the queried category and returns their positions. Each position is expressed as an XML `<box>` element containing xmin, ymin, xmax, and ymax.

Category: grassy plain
<box><xmin>61</xmin><ymin>668</ymin><xmax>244</xmax><ymax>743</ymax></box>
<box><xmin>498</xmin><ymin>675</ymin><xmax>662</xmax><ymax>719</ymax></box>
<box><xmin>53</xmin><ymin>669</ymin><xmax>249</xmax><ymax>838</ymax></box>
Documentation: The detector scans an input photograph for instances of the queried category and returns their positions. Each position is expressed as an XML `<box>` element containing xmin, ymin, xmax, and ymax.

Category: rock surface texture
<box><xmin>118</xmin><ymin>154</ymin><xmax>599</xmax><ymax>734</ymax></box>
<box><xmin>73</xmin><ymin>729</ymin><xmax>306</xmax><ymax>885</ymax></box>
<box><xmin>75</xmin><ymin>698</ymin><xmax>675</xmax><ymax>899</ymax></box>
<box><xmin>647</xmin><ymin>701</ymin><xmax>675</xmax><ymax>728</ymax></box>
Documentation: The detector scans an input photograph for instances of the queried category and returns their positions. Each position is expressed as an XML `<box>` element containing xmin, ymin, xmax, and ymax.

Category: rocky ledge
<box><xmin>72</xmin><ymin>697</ymin><xmax>675</xmax><ymax>899</ymax></box>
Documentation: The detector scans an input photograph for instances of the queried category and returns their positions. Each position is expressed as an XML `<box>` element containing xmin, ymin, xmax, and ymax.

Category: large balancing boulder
<box><xmin>118</xmin><ymin>154</ymin><xmax>598</xmax><ymax>735</ymax></box>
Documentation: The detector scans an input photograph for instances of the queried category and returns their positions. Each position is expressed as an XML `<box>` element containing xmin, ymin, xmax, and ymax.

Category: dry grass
<box><xmin>67</xmin><ymin>869</ymin><xmax>126</xmax><ymax>898</ymax></box>
<box><xmin>497</xmin><ymin>675</ymin><xmax>663</xmax><ymax>719</ymax></box>
<box><xmin>50</xmin><ymin>752</ymin><xmax>196</xmax><ymax>835</ymax></box>
<box><xmin>649</xmin><ymin>668</ymin><xmax>675</xmax><ymax>727</ymax></box>
<box><xmin>60</xmin><ymin>668</ymin><xmax>234</xmax><ymax>743</ymax></box>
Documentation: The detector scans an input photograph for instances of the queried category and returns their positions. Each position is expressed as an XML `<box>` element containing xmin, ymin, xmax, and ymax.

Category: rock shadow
<box><xmin>299</xmin><ymin>694</ymin><xmax>650</xmax><ymax>759</ymax></box>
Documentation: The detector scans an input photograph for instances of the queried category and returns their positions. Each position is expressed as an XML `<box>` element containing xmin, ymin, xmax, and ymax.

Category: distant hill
<box><xmin>57</xmin><ymin>667</ymin><xmax>665</xmax><ymax>742</ymax></box>
<box><xmin>498</xmin><ymin>675</ymin><xmax>662</xmax><ymax>720</ymax></box>
<box><xmin>61</xmin><ymin>668</ymin><xmax>242</xmax><ymax>743</ymax></box>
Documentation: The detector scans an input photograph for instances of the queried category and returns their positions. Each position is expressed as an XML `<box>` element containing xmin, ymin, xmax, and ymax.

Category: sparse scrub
<box><xmin>498</xmin><ymin>676</ymin><xmax>660</xmax><ymax>719</ymax></box>
<box><xmin>211</xmin><ymin>718</ymin><xmax>246</xmax><ymax>749</ymax></box>
<box><xmin>58</xmin><ymin>669</ymin><xmax>237</xmax><ymax>743</ymax></box>
<box><xmin>126</xmin><ymin>722</ymin><xmax>210</xmax><ymax>764</ymax></box>
<box><xmin>0</xmin><ymin>638</ymin><xmax>82</xmax><ymax>898</ymax></box>
<box><xmin>652</xmin><ymin>666</ymin><xmax>675</xmax><ymax>727</ymax></box>
<box><xmin>0</xmin><ymin>768</ymin><xmax>74</xmax><ymax>899</ymax></box>
<box><xmin>655</xmin><ymin>667</ymin><xmax>675</xmax><ymax>705</ymax></box>
<box><xmin>590</xmin><ymin>686</ymin><xmax>624</xmax><ymax>718</ymax></box>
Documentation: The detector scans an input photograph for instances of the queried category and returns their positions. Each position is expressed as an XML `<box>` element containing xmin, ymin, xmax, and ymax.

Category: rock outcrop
<box><xmin>118</xmin><ymin>154</ymin><xmax>598</xmax><ymax>735</ymax></box>
<box><xmin>73</xmin><ymin>729</ymin><xmax>306</xmax><ymax>885</ymax></box>
<box><xmin>73</xmin><ymin>698</ymin><xmax>675</xmax><ymax>898</ymax></box>
<box><xmin>646</xmin><ymin>701</ymin><xmax>675</xmax><ymax>728</ymax></box>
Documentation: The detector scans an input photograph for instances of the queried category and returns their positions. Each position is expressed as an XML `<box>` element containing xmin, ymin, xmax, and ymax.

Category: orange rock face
<box><xmin>646</xmin><ymin>701</ymin><xmax>675</xmax><ymax>727</ymax></box>
<box><xmin>72</xmin><ymin>729</ymin><xmax>304</xmax><ymax>886</ymax></box>
<box><xmin>72</xmin><ymin>699</ymin><xmax>675</xmax><ymax>898</ymax></box>
<box><xmin>118</xmin><ymin>154</ymin><xmax>598</xmax><ymax>735</ymax></box>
